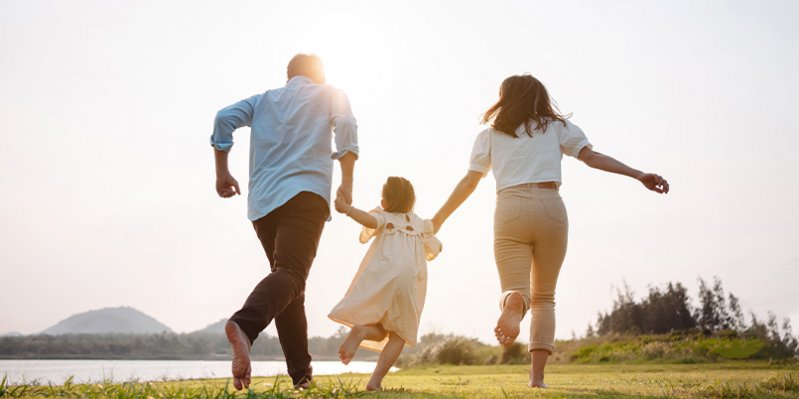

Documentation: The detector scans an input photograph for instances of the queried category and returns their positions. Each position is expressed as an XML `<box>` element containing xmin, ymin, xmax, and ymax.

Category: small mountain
<box><xmin>0</xmin><ymin>331</ymin><xmax>23</xmax><ymax>337</ymax></box>
<box><xmin>193</xmin><ymin>318</ymin><xmax>227</xmax><ymax>335</ymax></box>
<box><xmin>42</xmin><ymin>307</ymin><xmax>173</xmax><ymax>335</ymax></box>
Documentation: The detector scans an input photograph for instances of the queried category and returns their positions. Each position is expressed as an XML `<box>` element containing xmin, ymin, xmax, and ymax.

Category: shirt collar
<box><xmin>287</xmin><ymin>75</ymin><xmax>315</xmax><ymax>86</ymax></box>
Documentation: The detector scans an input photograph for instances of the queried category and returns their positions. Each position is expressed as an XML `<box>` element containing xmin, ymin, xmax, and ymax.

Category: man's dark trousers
<box><xmin>229</xmin><ymin>191</ymin><xmax>328</xmax><ymax>386</ymax></box>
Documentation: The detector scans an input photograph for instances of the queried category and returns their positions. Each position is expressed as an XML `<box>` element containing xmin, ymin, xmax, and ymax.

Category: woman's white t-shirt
<box><xmin>468</xmin><ymin>119</ymin><xmax>591</xmax><ymax>192</ymax></box>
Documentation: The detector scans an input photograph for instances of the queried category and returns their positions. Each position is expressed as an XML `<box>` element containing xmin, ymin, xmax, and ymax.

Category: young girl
<box><xmin>329</xmin><ymin>176</ymin><xmax>442</xmax><ymax>391</ymax></box>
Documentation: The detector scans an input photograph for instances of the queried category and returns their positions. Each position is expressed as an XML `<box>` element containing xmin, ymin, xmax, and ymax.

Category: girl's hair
<box><xmin>482</xmin><ymin>74</ymin><xmax>569</xmax><ymax>137</ymax></box>
<box><xmin>382</xmin><ymin>176</ymin><xmax>415</xmax><ymax>213</ymax></box>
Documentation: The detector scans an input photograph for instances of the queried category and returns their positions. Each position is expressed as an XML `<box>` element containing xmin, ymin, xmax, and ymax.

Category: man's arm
<box><xmin>215</xmin><ymin>149</ymin><xmax>240</xmax><ymax>198</ymax></box>
<box><xmin>329</xmin><ymin>88</ymin><xmax>358</xmax><ymax>205</ymax></box>
<box><xmin>210</xmin><ymin>95</ymin><xmax>260</xmax><ymax>198</ymax></box>
<box><xmin>336</xmin><ymin>152</ymin><xmax>356</xmax><ymax>204</ymax></box>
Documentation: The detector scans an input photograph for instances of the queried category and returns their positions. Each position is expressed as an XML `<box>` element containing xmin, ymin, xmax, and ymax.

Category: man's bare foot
<box><xmin>225</xmin><ymin>320</ymin><xmax>252</xmax><ymax>390</ymax></box>
<box><xmin>365</xmin><ymin>381</ymin><xmax>382</xmax><ymax>391</ymax></box>
<box><xmin>495</xmin><ymin>292</ymin><xmax>524</xmax><ymax>347</ymax></box>
<box><xmin>338</xmin><ymin>325</ymin><xmax>365</xmax><ymax>365</ymax></box>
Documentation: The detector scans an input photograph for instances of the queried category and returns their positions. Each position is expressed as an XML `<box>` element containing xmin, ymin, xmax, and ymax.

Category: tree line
<box><xmin>589</xmin><ymin>277</ymin><xmax>798</xmax><ymax>357</ymax></box>
<box><xmin>0</xmin><ymin>327</ymin><xmax>371</xmax><ymax>361</ymax></box>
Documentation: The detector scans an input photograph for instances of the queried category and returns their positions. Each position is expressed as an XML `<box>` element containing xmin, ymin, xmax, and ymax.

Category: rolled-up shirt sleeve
<box><xmin>468</xmin><ymin>129</ymin><xmax>492</xmax><ymax>176</ymax></box>
<box><xmin>329</xmin><ymin>88</ymin><xmax>359</xmax><ymax>160</ymax></box>
<box><xmin>210</xmin><ymin>94</ymin><xmax>261</xmax><ymax>152</ymax></box>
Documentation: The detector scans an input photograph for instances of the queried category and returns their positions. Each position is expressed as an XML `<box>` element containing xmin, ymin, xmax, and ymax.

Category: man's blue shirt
<box><xmin>211</xmin><ymin>76</ymin><xmax>358</xmax><ymax>221</ymax></box>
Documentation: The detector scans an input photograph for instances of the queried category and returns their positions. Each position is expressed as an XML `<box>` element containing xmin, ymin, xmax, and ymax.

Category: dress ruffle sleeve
<box><xmin>359</xmin><ymin>208</ymin><xmax>387</xmax><ymax>244</ymax></box>
<box><xmin>422</xmin><ymin>220</ymin><xmax>443</xmax><ymax>261</ymax></box>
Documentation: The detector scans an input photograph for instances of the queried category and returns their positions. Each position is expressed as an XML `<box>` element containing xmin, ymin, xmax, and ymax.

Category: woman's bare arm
<box><xmin>432</xmin><ymin>171</ymin><xmax>483</xmax><ymax>232</ymax></box>
<box><xmin>577</xmin><ymin>147</ymin><xmax>669</xmax><ymax>194</ymax></box>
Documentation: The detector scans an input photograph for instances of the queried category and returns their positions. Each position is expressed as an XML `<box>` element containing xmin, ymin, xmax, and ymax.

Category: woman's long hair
<box><xmin>482</xmin><ymin>74</ymin><xmax>569</xmax><ymax>137</ymax></box>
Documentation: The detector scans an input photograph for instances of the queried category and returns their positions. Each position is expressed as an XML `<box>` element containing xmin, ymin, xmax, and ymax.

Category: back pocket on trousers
<box><xmin>540</xmin><ymin>197</ymin><xmax>567</xmax><ymax>224</ymax></box>
<box><xmin>495</xmin><ymin>198</ymin><xmax>521</xmax><ymax>223</ymax></box>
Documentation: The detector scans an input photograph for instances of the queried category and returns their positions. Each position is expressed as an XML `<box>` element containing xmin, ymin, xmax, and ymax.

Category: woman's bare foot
<box><xmin>529</xmin><ymin>349</ymin><xmax>549</xmax><ymax>388</ymax></box>
<box><xmin>495</xmin><ymin>292</ymin><xmax>524</xmax><ymax>347</ymax></box>
<box><xmin>225</xmin><ymin>320</ymin><xmax>252</xmax><ymax>390</ymax></box>
<box><xmin>338</xmin><ymin>325</ymin><xmax>365</xmax><ymax>365</ymax></box>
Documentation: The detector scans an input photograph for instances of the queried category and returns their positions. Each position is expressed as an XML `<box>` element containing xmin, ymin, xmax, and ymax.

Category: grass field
<box><xmin>3</xmin><ymin>362</ymin><xmax>798</xmax><ymax>398</ymax></box>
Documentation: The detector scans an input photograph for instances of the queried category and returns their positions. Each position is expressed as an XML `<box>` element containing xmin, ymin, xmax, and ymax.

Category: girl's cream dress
<box><xmin>328</xmin><ymin>208</ymin><xmax>442</xmax><ymax>351</ymax></box>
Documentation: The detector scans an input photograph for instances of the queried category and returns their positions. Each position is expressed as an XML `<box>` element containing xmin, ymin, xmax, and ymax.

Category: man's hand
<box><xmin>216</xmin><ymin>172</ymin><xmax>241</xmax><ymax>198</ymax></box>
<box><xmin>334</xmin><ymin>195</ymin><xmax>350</xmax><ymax>214</ymax></box>
<box><xmin>637</xmin><ymin>173</ymin><xmax>669</xmax><ymax>194</ymax></box>
<box><xmin>336</xmin><ymin>183</ymin><xmax>353</xmax><ymax>206</ymax></box>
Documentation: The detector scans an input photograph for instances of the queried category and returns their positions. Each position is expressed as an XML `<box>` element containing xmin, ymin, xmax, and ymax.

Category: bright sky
<box><xmin>1</xmin><ymin>0</ymin><xmax>798</xmax><ymax>344</ymax></box>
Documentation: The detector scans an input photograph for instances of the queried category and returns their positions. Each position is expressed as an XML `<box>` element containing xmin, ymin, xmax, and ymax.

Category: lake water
<box><xmin>0</xmin><ymin>359</ymin><xmax>381</xmax><ymax>385</ymax></box>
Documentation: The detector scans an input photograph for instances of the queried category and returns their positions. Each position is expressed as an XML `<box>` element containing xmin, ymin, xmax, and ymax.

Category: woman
<box><xmin>431</xmin><ymin>74</ymin><xmax>668</xmax><ymax>388</ymax></box>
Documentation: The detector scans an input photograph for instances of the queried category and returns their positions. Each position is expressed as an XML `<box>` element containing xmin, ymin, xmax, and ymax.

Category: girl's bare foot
<box><xmin>366</xmin><ymin>380</ymin><xmax>382</xmax><ymax>391</ymax></box>
<box><xmin>225</xmin><ymin>320</ymin><xmax>252</xmax><ymax>390</ymax></box>
<box><xmin>528</xmin><ymin>381</ymin><xmax>548</xmax><ymax>388</ymax></box>
<box><xmin>338</xmin><ymin>325</ymin><xmax>365</xmax><ymax>365</ymax></box>
<box><xmin>495</xmin><ymin>291</ymin><xmax>524</xmax><ymax>347</ymax></box>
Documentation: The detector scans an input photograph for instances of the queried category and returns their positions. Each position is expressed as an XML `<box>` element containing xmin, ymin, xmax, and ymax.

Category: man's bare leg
<box><xmin>495</xmin><ymin>291</ymin><xmax>525</xmax><ymax>347</ymax></box>
<box><xmin>338</xmin><ymin>324</ymin><xmax>386</xmax><ymax>365</ymax></box>
<box><xmin>366</xmin><ymin>332</ymin><xmax>404</xmax><ymax>391</ymax></box>
<box><xmin>225</xmin><ymin>320</ymin><xmax>252</xmax><ymax>390</ymax></box>
<box><xmin>528</xmin><ymin>349</ymin><xmax>549</xmax><ymax>388</ymax></box>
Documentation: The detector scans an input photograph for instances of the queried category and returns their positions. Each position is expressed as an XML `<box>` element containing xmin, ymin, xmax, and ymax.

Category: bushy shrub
<box><xmin>498</xmin><ymin>342</ymin><xmax>529</xmax><ymax>364</ymax></box>
<box><xmin>398</xmin><ymin>334</ymin><xmax>493</xmax><ymax>366</ymax></box>
<box><xmin>430</xmin><ymin>337</ymin><xmax>481</xmax><ymax>365</ymax></box>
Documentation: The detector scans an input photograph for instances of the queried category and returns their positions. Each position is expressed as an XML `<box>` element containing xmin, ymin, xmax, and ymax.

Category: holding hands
<box><xmin>335</xmin><ymin>191</ymin><xmax>352</xmax><ymax>214</ymax></box>
<box><xmin>335</xmin><ymin>182</ymin><xmax>353</xmax><ymax>214</ymax></box>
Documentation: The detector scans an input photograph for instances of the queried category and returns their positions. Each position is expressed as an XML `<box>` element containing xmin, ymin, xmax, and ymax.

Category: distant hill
<box><xmin>192</xmin><ymin>318</ymin><xmax>227</xmax><ymax>335</ymax></box>
<box><xmin>0</xmin><ymin>331</ymin><xmax>22</xmax><ymax>337</ymax></box>
<box><xmin>42</xmin><ymin>307</ymin><xmax>173</xmax><ymax>335</ymax></box>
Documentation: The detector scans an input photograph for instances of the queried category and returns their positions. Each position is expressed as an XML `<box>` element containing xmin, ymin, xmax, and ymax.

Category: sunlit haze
<box><xmin>1</xmin><ymin>0</ymin><xmax>798</xmax><ymax>344</ymax></box>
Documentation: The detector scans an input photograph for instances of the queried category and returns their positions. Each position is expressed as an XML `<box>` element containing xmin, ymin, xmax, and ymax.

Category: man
<box><xmin>210</xmin><ymin>54</ymin><xmax>358</xmax><ymax>390</ymax></box>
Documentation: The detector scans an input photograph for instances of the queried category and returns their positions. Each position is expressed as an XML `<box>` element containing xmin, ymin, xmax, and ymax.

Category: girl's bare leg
<box><xmin>338</xmin><ymin>324</ymin><xmax>387</xmax><ymax>365</ymax></box>
<box><xmin>528</xmin><ymin>349</ymin><xmax>549</xmax><ymax>388</ymax></box>
<box><xmin>366</xmin><ymin>332</ymin><xmax>405</xmax><ymax>391</ymax></box>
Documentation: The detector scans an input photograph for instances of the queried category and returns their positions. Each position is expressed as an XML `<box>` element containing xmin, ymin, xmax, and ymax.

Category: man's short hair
<box><xmin>287</xmin><ymin>54</ymin><xmax>325</xmax><ymax>84</ymax></box>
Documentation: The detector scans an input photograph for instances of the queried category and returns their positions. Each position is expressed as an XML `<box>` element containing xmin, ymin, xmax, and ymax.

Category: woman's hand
<box><xmin>578</xmin><ymin>147</ymin><xmax>670</xmax><ymax>194</ymax></box>
<box><xmin>637</xmin><ymin>173</ymin><xmax>670</xmax><ymax>194</ymax></box>
<box><xmin>431</xmin><ymin>216</ymin><xmax>443</xmax><ymax>234</ymax></box>
<box><xmin>334</xmin><ymin>195</ymin><xmax>351</xmax><ymax>214</ymax></box>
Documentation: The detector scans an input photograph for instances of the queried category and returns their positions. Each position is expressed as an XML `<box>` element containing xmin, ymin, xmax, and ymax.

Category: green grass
<box><xmin>3</xmin><ymin>363</ymin><xmax>799</xmax><ymax>398</ymax></box>
<box><xmin>556</xmin><ymin>334</ymin><xmax>778</xmax><ymax>364</ymax></box>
